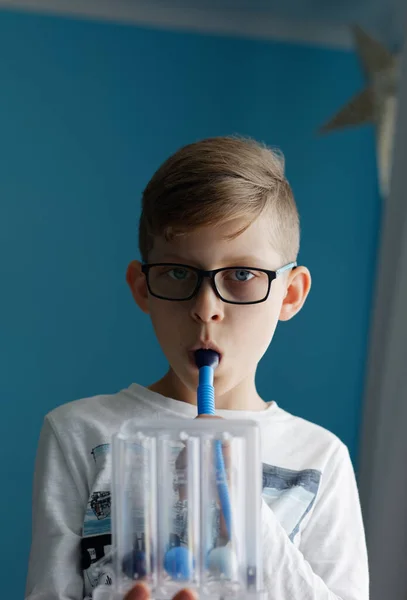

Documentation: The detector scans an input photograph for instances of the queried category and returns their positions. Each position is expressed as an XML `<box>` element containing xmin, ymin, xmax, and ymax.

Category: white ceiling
<box><xmin>0</xmin><ymin>0</ymin><xmax>405</xmax><ymax>50</ymax></box>
<box><xmin>127</xmin><ymin>0</ymin><xmax>406</xmax><ymax>49</ymax></box>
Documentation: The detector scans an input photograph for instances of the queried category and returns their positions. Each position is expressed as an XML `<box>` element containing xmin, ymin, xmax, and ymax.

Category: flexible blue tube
<box><xmin>164</xmin><ymin>350</ymin><xmax>232</xmax><ymax>581</ymax></box>
<box><xmin>196</xmin><ymin>351</ymin><xmax>232</xmax><ymax>540</ymax></box>
<box><xmin>197</xmin><ymin>365</ymin><xmax>215</xmax><ymax>414</ymax></box>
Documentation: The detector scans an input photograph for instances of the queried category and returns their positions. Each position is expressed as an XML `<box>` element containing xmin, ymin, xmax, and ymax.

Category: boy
<box><xmin>26</xmin><ymin>136</ymin><xmax>369</xmax><ymax>600</ymax></box>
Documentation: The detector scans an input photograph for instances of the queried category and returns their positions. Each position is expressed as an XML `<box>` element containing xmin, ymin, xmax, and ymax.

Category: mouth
<box><xmin>188</xmin><ymin>342</ymin><xmax>222</xmax><ymax>367</ymax></box>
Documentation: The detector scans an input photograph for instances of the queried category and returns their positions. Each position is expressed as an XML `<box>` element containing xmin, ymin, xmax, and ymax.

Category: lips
<box><xmin>189</xmin><ymin>342</ymin><xmax>222</xmax><ymax>364</ymax></box>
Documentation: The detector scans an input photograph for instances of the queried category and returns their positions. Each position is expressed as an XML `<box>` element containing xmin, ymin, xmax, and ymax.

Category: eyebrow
<box><xmin>156</xmin><ymin>254</ymin><xmax>268</xmax><ymax>267</ymax></box>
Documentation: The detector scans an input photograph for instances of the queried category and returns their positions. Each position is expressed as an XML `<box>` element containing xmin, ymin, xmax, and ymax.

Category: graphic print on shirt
<box><xmin>81</xmin><ymin>443</ymin><xmax>322</xmax><ymax>596</ymax></box>
<box><xmin>262</xmin><ymin>464</ymin><xmax>321</xmax><ymax>541</ymax></box>
<box><xmin>83</xmin><ymin>445</ymin><xmax>112</xmax><ymax>537</ymax></box>
<box><xmin>82</xmin><ymin>444</ymin><xmax>114</xmax><ymax>594</ymax></box>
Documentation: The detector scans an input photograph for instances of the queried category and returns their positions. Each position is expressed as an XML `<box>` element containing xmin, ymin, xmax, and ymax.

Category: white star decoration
<box><xmin>320</xmin><ymin>26</ymin><xmax>400</xmax><ymax>199</ymax></box>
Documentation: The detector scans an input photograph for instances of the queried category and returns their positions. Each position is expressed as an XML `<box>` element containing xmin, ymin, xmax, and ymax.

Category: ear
<box><xmin>279</xmin><ymin>266</ymin><xmax>311</xmax><ymax>321</ymax></box>
<box><xmin>126</xmin><ymin>260</ymin><xmax>150</xmax><ymax>314</ymax></box>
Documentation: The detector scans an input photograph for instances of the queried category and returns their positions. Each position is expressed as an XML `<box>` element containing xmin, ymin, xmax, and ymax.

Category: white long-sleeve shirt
<box><xmin>26</xmin><ymin>384</ymin><xmax>369</xmax><ymax>599</ymax></box>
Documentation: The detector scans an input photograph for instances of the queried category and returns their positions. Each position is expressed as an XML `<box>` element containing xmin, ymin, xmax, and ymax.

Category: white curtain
<box><xmin>358</xmin><ymin>28</ymin><xmax>407</xmax><ymax>600</ymax></box>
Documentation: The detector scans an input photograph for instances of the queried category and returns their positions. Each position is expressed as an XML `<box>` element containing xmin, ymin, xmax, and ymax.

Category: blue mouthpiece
<box><xmin>194</xmin><ymin>349</ymin><xmax>220</xmax><ymax>369</ymax></box>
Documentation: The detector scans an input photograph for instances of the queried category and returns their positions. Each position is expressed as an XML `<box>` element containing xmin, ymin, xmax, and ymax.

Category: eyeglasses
<box><xmin>141</xmin><ymin>262</ymin><xmax>297</xmax><ymax>305</ymax></box>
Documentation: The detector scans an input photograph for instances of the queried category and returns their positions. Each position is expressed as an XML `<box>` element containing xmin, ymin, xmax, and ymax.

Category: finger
<box><xmin>124</xmin><ymin>582</ymin><xmax>150</xmax><ymax>600</ymax></box>
<box><xmin>195</xmin><ymin>414</ymin><xmax>222</xmax><ymax>419</ymax></box>
<box><xmin>172</xmin><ymin>589</ymin><xmax>198</xmax><ymax>600</ymax></box>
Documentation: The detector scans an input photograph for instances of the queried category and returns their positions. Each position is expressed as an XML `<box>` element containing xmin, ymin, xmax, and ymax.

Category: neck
<box><xmin>148</xmin><ymin>368</ymin><xmax>267</xmax><ymax>412</ymax></box>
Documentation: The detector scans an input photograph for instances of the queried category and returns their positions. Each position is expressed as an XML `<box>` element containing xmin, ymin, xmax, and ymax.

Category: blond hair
<box><xmin>139</xmin><ymin>136</ymin><xmax>300</xmax><ymax>263</ymax></box>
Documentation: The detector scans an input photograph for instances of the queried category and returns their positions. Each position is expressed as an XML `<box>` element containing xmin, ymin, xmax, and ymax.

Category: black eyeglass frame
<box><xmin>141</xmin><ymin>261</ymin><xmax>297</xmax><ymax>305</ymax></box>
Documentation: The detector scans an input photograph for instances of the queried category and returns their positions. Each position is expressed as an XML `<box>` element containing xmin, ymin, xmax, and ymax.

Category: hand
<box><xmin>124</xmin><ymin>582</ymin><xmax>196</xmax><ymax>600</ymax></box>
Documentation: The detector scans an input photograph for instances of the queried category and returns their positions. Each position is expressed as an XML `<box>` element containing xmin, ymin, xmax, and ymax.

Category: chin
<box><xmin>211</xmin><ymin>373</ymin><xmax>235</xmax><ymax>396</ymax></box>
<box><xmin>172</xmin><ymin>367</ymin><xmax>199</xmax><ymax>392</ymax></box>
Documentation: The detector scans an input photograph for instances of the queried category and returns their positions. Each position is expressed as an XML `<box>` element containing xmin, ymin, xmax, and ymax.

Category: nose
<box><xmin>190</xmin><ymin>278</ymin><xmax>225</xmax><ymax>323</ymax></box>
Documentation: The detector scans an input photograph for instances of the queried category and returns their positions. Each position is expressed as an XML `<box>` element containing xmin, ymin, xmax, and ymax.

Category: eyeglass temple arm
<box><xmin>275</xmin><ymin>262</ymin><xmax>297</xmax><ymax>276</ymax></box>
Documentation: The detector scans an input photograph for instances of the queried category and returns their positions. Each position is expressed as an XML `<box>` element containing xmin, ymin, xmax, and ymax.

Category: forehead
<box><xmin>149</xmin><ymin>215</ymin><xmax>282</xmax><ymax>269</ymax></box>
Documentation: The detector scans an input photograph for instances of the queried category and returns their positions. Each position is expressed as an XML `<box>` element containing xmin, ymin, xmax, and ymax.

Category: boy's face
<box><xmin>127</xmin><ymin>213</ymin><xmax>310</xmax><ymax>400</ymax></box>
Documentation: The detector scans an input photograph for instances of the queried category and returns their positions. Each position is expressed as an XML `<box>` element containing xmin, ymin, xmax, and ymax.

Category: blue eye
<box><xmin>231</xmin><ymin>270</ymin><xmax>254</xmax><ymax>282</ymax></box>
<box><xmin>169</xmin><ymin>268</ymin><xmax>189</xmax><ymax>280</ymax></box>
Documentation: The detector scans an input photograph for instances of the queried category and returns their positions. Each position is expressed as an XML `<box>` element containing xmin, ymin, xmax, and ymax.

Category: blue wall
<box><xmin>0</xmin><ymin>10</ymin><xmax>381</xmax><ymax>599</ymax></box>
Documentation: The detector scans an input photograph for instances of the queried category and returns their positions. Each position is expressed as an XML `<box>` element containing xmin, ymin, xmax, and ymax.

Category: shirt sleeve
<box><xmin>25</xmin><ymin>416</ymin><xmax>86</xmax><ymax>600</ymax></box>
<box><xmin>260</xmin><ymin>443</ymin><xmax>369</xmax><ymax>600</ymax></box>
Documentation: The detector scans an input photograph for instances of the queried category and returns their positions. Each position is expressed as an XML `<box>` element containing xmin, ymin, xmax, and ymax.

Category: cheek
<box><xmin>253</xmin><ymin>306</ymin><xmax>280</xmax><ymax>336</ymax></box>
<box><xmin>148</xmin><ymin>300</ymin><xmax>184</xmax><ymax>338</ymax></box>
<box><xmin>232</xmin><ymin>303</ymin><xmax>281</xmax><ymax>355</ymax></box>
